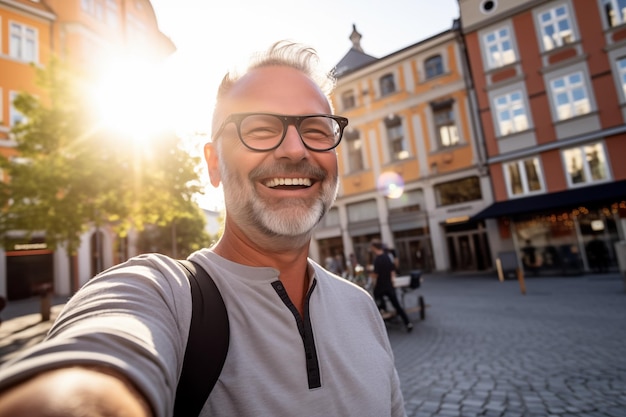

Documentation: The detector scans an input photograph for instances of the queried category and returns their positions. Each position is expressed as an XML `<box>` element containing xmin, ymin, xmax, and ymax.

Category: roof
<box><xmin>472</xmin><ymin>180</ymin><xmax>626</xmax><ymax>220</ymax></box>
<box><xmin>2</xmin><ymin>0</ymin><xmax>55</xmax><ymax>18</ymax></box>
<box><xmin>333</xmin><ymin>48</ymin><xmax>378</xmax><ymax>77</ymax></box>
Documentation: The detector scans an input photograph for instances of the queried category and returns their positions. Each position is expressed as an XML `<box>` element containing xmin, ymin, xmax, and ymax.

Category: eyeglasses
<box><xmin>213</xmin><ymin>112</ymin><xmax>349</xmax><ymax>152</ymax></box>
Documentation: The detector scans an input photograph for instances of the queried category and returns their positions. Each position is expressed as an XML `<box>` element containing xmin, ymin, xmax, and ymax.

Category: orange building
<box><xmin>313</xmin><ymin>25</ymin><xmax>495</xmax><ymax>273</ymax></box>
<box><xmin>460</xmin><ymin>0</ymin><xmax>626</xmax><ymax>275</ymax></box>
<box><xmin>0</xmin><ymin>0</ymin><xmax>173</xmax><ymax>299</ymax></box>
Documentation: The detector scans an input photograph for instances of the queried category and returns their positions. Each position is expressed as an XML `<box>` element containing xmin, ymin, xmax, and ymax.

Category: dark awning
<box><xmin>472</xmin><ymin>180</ymin><xmax>626</xmax><ymax>220</ymax></box>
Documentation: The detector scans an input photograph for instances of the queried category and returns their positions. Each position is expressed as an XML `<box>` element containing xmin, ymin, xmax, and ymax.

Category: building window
<box><xmin>434</xmin><ymin>177</ymin><xmax>482</xmax><ymax>207</ymax></box>
<box><xmin>563</xmin><ymin>143</ymin><xmax>609</xmax><ymax>186</ymax></box>
<box><xmin>425</xmin><ymin>55</ymin><xmax>444</xmax><ymax>78</ymax></box>
<box><xmin>550</xmin><ymin>72</ymin><xmax>591</xmax><ymax>120</ymax></box>
<box><xmin>504</xmin><ymin>158</ymin><xmax>543</xmax><ymax>196</ymax></box>
<box><xmin>344</xmin><ymin>129</ymin><xmax>364</xmax><ymax>172</ymax></box>
<box><xmin>379</xmin><ymin>74</ymin><xmax>396</xmax><ymax>96</ymax></box>
<box><xmin>617</xmin><ymin>57</ymin><xmax>626</xmax><ymax>98</ymax></box>
<box><xmin>9</xmin><ymin>92</ymin><xmax>26</xmax><ymax>127</ymax></box>
<box><xmin>483</xmin><ymin>26</ymin><xmax>516</xmax><ymax>68</ymax></box>
<box><xmin>385</xmin><ymin>116</ymin><xmax>409</xmax><ymax>161</ymax></box>
<box><xmin>387</xmin><ymin>189</ymin><xmax>424</xmax><ymax>213</ymax></box>
<box><xmin>603</xmin><ymin>0</ymin><xmax>626</xmax><ymax>27</ymax></box>
<box><xmin>10</xmin><ymin>22</ymin><xmax>38</xmax><ymax>63</ymax></box>
<box><xmin>341</xmin><ymin>90</ymin><xmax>356</xmax><ymax>110</ymax></box>
<box><xmin>82</xmin><ymin>0</ymin><xmax>105</xmax><ymax>20</ymax></box>
<box><xmin>432</xmin><ymin>100</ymin><xmax>459</xmax><ymax>148</ymax></box>
<box><xmin>347</xmin><ymin>199</ymin><xmax>379</xmax><ymax>222</ymax></box>
<box><xmin>320</xmin><ymin>207</ymin><xmax>341</xmax><ymax>228</ymax></box>
<box><xmin>538</xmin><ymin>4</ymin><xmax>575</xmax><ymax>51</ymax></box>
<box><xmin>106</xmin><ymin>0</ymin><xmax>119</xmax><ymax>27</ymax></box>
<box><xmin>494</xmin><ymin>91</ymin><xmax>529</xmax><ymax>135</ymax></box>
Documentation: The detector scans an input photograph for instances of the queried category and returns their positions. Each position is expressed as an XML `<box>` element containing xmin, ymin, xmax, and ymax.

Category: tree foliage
<box><xmin>0</xmin><ymin>59</ymin><xmax>209</xmax><ymax>256</ymax></box>
<box><xmin>135</xmin><ymin>209</ymin><xmax>220</xmax><ymax>259</ymax></box>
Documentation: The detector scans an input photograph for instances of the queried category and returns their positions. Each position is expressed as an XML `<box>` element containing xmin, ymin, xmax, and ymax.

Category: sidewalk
<box><xmin>0</xmin><ymin>296</ymin><xmax>67</xmax><ymax>365</ymax></box>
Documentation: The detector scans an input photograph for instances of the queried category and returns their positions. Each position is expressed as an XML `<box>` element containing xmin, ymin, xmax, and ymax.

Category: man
<box><xmin>0</xmin><ymin>41</ymin><xmax>406</xmax><ymax>417</ymax></box>
<box><xmin>370</xmin><ymin>240</ymin><xmax>413</xmax><ymax>333</ymax></box>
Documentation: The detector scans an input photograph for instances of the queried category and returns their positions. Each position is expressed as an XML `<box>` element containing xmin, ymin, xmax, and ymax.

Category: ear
<box><xmin>204</xmin><ymin>142</ymin><xmax>222</xmax><ymax>188</ymax></box>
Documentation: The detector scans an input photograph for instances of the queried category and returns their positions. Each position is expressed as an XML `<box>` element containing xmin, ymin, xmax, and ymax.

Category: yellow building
<box><xmin>0</xmin><ymin>0</ymin><xmax>173</xmax><ymax>299</ymax></box>
<box><xmin>312</xmin><ymin>25</ymin><xmax>495</xmax><ymax>274</ymax></box>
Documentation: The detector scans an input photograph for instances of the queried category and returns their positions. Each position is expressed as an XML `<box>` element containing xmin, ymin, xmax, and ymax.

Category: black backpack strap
<box><xmin>174</xmin><ymin>259</ymin><xmax>230</xmax><ymax>417</ymax></box>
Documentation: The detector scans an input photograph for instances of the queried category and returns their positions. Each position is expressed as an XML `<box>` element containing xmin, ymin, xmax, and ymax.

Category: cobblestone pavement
<box><xmin>387</xmin><ymin>272</ymin><xmax>626</xmax><ymax>417</ymax></box>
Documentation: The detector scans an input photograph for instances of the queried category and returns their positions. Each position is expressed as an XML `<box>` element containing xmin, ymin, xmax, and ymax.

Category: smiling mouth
<box><xmin>264</xmin><ymin>177</ymin><xmax>313</xmax><ymax>189</ymax></box>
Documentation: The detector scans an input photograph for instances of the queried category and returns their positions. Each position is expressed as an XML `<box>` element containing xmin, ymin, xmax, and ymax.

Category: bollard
<box><xmin>516</xmin><ymin>267</ymin><xmax>526</xmax><ymax>295</ymax></box>
<box><xmin>496</xmin><ymin>258</ymin><xmax>504</xmax><ymax>282</ymax></box>
<box><xmin>0</xmin><ymin>296</ymin><xmax>6</xmax><ymax>327</ymax></box>
<box><xmin>37</xmin><ymin>284</ymin><xmax>52</xmax><ymax>322</ymax></box>
<box><xmin>40</xmin><ymin>292</ymin><xmax>51</xmax><ymax>321</ymax></box>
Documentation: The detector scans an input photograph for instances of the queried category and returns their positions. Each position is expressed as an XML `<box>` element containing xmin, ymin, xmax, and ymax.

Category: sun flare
<box><xmin>91</xmin><ymin>58</ymin><xmax>172</xmax><ymax>143</ymax></box>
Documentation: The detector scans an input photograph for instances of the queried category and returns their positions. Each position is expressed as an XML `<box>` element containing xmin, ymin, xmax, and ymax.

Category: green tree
<box><xmin>0</xmin><ymin>59</ymin><xmax>209</xmax><ymax>281</ymax></box>
<box><xmin>135</xmin><ymin>207</ymin><xmax>220</xmax><ymax>259</ymax></box>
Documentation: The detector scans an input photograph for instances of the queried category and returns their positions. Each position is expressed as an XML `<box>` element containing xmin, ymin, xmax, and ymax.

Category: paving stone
<box><xmin>387</xmin><ymin>272</ymin><xmax>626</xmax><ymax>417</ymax></box>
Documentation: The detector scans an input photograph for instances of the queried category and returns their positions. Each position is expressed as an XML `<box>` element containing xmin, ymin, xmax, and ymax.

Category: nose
<box><xmin>274</xmin><ymin>125</ymin><xmax>308</xmax><ymax>160</ymax></box>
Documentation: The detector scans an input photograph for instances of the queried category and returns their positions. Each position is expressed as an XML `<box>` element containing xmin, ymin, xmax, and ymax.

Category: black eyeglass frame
<box><xmin>213</xmin><ymin>112</ymin><xmax>349</xmax><ymax>152</ymax></box>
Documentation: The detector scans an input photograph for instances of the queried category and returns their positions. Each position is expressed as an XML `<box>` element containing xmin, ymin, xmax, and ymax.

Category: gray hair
<box><xmin>215</xmin><ymin>40</ymin><xmax>336</xmax><ymax>106</ymax></box>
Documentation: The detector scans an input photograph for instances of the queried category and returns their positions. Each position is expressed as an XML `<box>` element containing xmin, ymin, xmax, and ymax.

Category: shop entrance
<box><xmin>5</xmin><ymin>252</ymin><xmax>54</xmax><ymax>300</ymax></box>
<box><xmin>393</xmin><ymin>230</ymin><xmax>434</xmax><ymax>273</ymax></box>
<box><xmin>445</xmin><ymin>222</ymin><xmax>492</xmax><ymax>271</ymax></box>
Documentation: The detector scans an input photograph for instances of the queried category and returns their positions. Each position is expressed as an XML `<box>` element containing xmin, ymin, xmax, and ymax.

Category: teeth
<box><xmin>265</xmin><ymin>178</ymin><xmax>312</xmax><ymax>188</ymax></box>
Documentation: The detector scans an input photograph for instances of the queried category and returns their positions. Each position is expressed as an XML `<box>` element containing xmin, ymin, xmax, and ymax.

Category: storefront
<box><xmin>474</xmin><ymin>180</ymin><xmax>626</xmax><ymax>275</ymax></box>
<box><xmin>4</xmin><ymin>238</ymin><xmax>54</xmax><ymax>300</ymax></box>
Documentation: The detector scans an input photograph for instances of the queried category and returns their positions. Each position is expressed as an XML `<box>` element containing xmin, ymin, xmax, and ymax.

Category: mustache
<box><xmin>249</xmin><ymin>161</ymin><xmax>327</xmax><ymax>181</ymax></box>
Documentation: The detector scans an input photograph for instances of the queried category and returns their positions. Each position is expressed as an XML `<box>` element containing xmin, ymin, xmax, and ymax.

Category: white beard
<box><xmin>218</xmin><ymin>152</ymin><xmax>338</xmax><ymax>238</ymax></box>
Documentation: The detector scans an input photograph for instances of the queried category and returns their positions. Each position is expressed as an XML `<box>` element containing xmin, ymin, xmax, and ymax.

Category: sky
<box><xmin>146</xmin><ymin>0</ymin><xmax>460</xmax><ymax>209</ymax></box>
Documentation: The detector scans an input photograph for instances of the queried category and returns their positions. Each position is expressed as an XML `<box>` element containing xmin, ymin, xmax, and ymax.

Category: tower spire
<box><xmin>350</xmin><ymin>24</ymin><xmax>363</xmax><ymax>52</ymax></box>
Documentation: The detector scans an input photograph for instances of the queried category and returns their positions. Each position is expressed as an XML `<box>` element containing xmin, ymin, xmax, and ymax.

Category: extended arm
<box><xmin>0</xmin><ymin>367</ymin><xmax>152</xmax><ymax>417</ymax></box>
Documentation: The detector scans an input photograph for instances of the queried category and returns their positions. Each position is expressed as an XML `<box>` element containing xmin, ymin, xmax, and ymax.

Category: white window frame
<box><xmin>482</xmin><ymin>25</ymin><xmax>517</xmax><ymax>69</ymax></box>
<box><xmin>562</xmin><ymin>142</ymin><xmax>611</xmax><ymax>187</ymax></box>
<box><xmin>419</xmin><ymin>47</ymin><xmax>448</xmax><ymax>82</ymax></box>
<box><xmin>503</xmin><ymin>157</ymin><xmax>545</xmax><ymax>197</ymax></box>
<box><xmin>341</xmin><ymin>90</ymin><xmax>356</xmax><ymax>110</ymax></box>
<box><xmin>347</xmin><ymin>199</ymin><xmax>379</xmax><ymax>222</ymax></box>
<box><xmin>379</xmin><ymin>73</ymin><xmax>396</xmax><ymax>97</ymax></box>
<box><xmin>424</xmin><ymin>55</ymin><xmax>444</xmax><ymax>79</ymax></box>
<box><xmin>617</xmin><ymin>56</ymin><xmax>626</xmax><ymax>99</ymax></box>
<box><xmin>493</xmin><ymin>90</ymin><xmax>529</xmax><ymax>136</ymax></box>
<box><xmin>549</xmin><ymin>71</ymin><xmax>591</xmax><ymax>121</ymax></box>
<box><xmin>9</xmin><ymin>21</ymin><xmax>38</xmax><ymax>63</ymax></box>
<box><xmin>106</xmin><ymin>0</ymin><xmax>119</xmax><ymax>27</ymax></box>
<box><xmin>537</xmin><ymin>3</ymin><xmax>576</xmax><ymax>51</ymax></box>
<box><xmin>602</xmin><ymin>0</ymin><xmax>626</xmax><ymax>27</ymax></box>
<box><xmin>432</xmin><ymin>103</ymin><xmax>459</xmax><ymax>149</ymax></box>
<box><xmin>344</xmin><ymin>129</ymin><xmax>365</xmax><ymax>173</ymax></box>
<box><xmin>9</xmin><ymin>91</ymin><xmax>26</xmax><ymax>127</ymax></box>
<box><xmin>385</xmin><ymin>117</ymin><xmax>409</xmax><ymax>161</ymax></box>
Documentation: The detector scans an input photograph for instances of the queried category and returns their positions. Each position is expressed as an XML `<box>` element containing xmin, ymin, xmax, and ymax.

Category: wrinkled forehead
<box><xmin>212</xmin><ymin>66</ymin><xmax>332</xmax><ymax>136</ymax></box>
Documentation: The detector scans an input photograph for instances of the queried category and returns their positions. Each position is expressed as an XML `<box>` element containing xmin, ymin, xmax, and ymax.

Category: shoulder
<box><xmin>311</xmin><ymin>262</ymin><xmax>373</xmax><ymax>301</ymax></box>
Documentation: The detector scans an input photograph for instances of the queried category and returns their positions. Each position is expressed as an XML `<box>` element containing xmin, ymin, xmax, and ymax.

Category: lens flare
<box><xmin>377</xmin><ymin>171</ymin><xmax>404</xmax><ymax>199</ymax></box>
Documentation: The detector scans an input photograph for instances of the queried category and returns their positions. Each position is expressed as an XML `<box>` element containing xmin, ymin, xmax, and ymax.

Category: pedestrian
<box><xmin>586</xmin><ymin>233</ymin><xmax>609</xmax><ymax>273</ymax></box>
<box><xmin>521</xmin><ymin>239</ymin><xmax>540</xmax><ymax>276</ymax></box>
<box><xmin>370</xmin><ymin>240</ymin><xmax>413</xmax><ymax>332</ymax></box>
<box><xmin>0</xmin><ymin>41</ymin><xmax>407</xmax><ymax>417</ymax></box>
